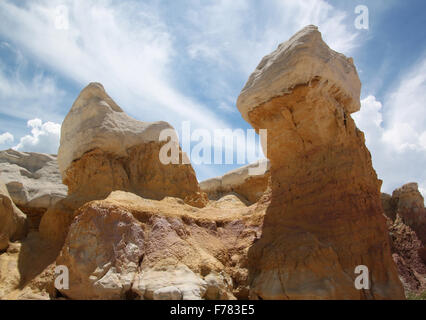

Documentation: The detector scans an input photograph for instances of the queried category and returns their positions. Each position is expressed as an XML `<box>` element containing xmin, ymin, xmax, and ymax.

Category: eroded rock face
<box><xmin>382</xmin><ymin>193</ymin><xmax>397</xmax><ymax>221</ymax></box>
<box><xmin>383</xmin><ymin>183</ymin><xmax>426</xmax><ymax>296</ymax></box>
<box><xmin>393</xmin><ymin>183</ymin><xmax>425</xmax><ymax>210</ymax></box>
<box><xmin>0</xmin><ymin>180</ymin><xmax>27</xmax><ymax>251</ymax></box>
<box><xmin>237</xmin><ymin>25</ymin><xmax>404</xmax><ymax>299</ymax></box>
<box><xmin>55</xmin><ymin>191</ymin><xmax>265</xmax><ymax>300</ymax></box>
<box><xmin>382</xmin><ymin>183</ymin><xmax>426</xmax><ymax>244</ymax></box>
<box><xmin>56</xmin><ymin>201</ymin><xmax>145</xmax><ymax>300</ymax></box>
<box><xmin>0</xmin><ymin>149</ymin><xmax>67</xmax><ymax>229</ymax></box>
<box><xmin>200</xmin><ymin>160</ymin><xmax>270</xmax><ymax>204</ymax></box>
<box><xmin>392</xmin><ymin>183</ymin><xmax>426</xmax><ymax>244</ymax></box>
<box><xmin>387</xmin><ymin>216</ymin><xmax>426</xmax><ymax>295</ymax></box>
<box><xmin>40</xmin><ymin>82</ymin><xmax>206</xmax><ymax>247</ymax></box>
<box><xmin>58</xmin><ymin>82</ymin><xmax>203</xmax><ymax>204</ymax></box>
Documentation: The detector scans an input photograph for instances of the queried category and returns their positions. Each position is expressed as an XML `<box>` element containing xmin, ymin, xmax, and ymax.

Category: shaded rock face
<box><xmin>40</xmin><ymin>83</ymin><xmax>206</xmax><ymax>247</ymax></box>
<box><xmin>381</xmin><ymin>193</ymin><xmax>397</xmax><ymax>221</ymax></box>
<box><xmin>0</xmin><ymin>232</ymin><xmax>58</xmax><ymax>300</ymax></box>
<box><xmin>383</xmin><ymin>183</ymin><xmax>426</xmax><ymax>296</ymax></box>
<box><xmin>382</xmin><ymin>183</ymin><xmax>426</xmax><ymax>243</ymax></box>
<box><xmin>0</xmin><ymin>181</ymin><xmax>28</xmax><ymax>251</ymax></box>
<box><xmin>393</xmin><ymin>183</ymin><xmax>425</xmax><ymax>210</ymax></box>
<box><xmin>391</xmin><ymin>183</ymin><xmax>426</xmax><ymax>244</ymax></box>
<box><xmin>387</xmin><ymin>216</ymin><xmax>426</xmax><ymax>295</ymax></box>
<box><xmin>0</xmin><ymin>149</ymin><xmax>67</xmax><ymax>229</ymax></box>
<box><xmin>237</xmin><ymin>25</ymin><xmax>404</xmax><ymax>299</ymax></box>
<box><xmin>56</xmin><ymin>191</ymin><xmax>265</xmax><ymax>300</ymax></box>
<box><xmin>200</xmin><ymin>159</ymin><xmax>270</xmax><ymax>204</ymax></box>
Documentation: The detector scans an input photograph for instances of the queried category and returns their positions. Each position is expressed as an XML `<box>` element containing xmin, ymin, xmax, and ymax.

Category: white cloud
<box><xmin>381</xmin><ymin>58</ymin><xmax>426</xmax><ymax>152</ymax></box>
<box><xmin>13</xmin><ymin>118</ymin><xmax>60</xmax><ymax>154</ymax></box>
<box><xmin>0</xmin><ymin>132</ymin><xmax>14</xmax><ymax>145</ymax></box>
<box><xmin>353</xmin><ymin>56</ymin><xmax>426</xmax><ymax>197</ymax></box>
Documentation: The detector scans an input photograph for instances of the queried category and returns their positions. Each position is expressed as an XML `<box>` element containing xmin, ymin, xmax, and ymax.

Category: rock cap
<box><xmin>237</xmin><ymin>25</ymin><xmax>361</xmax><ymax>123</ymax></box>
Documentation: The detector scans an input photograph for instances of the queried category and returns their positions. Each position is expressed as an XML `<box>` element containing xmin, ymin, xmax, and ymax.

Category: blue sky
<box><xmin>0</xmin><ymin>0</ymin><xmax>425</xmax><ymax>196</ymax></box>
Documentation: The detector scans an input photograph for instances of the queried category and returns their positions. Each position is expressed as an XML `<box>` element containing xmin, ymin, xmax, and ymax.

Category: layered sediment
<box><xmin>237</xmin><ymin>25</ymin><xmax>404</xmax><ymax>299</ymax></box>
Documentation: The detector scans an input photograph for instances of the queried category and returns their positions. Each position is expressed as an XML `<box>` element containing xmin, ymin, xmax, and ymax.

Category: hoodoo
<box><xmin>237</xmin><ymin>25</ymin><xmax>405</xmax><ymax>299</ymax></box>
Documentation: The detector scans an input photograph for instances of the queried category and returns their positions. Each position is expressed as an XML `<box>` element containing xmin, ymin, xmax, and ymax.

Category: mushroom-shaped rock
<box><xmin>237</xmin><ymin>25</ymin><xmax>361</xmax><ymax>123</ymax></box>
<box><xmin>237</xmin><ymin>25</ymin><xmax>404</xmax><ymax>299</ymax></box>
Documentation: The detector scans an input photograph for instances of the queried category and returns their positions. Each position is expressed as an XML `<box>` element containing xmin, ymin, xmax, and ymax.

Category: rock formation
<box><xmin>55</xmin><ymin>191</ymin><xmax>265</xmax><ymax>299</ymax></box>
<box><xmin>387</xmin><ymin>215</ymin><xmax>426</xmax><ymax>295</ymax></box>
<box><xmin>237</xmin><ymin>25</ymin><xmax>404</xmax><ymax>299</ymax></box>
<box><xmin>200</xmin><ymin>159</ymin><xmax>270</xmax><ymax>204</ymax></box>
<box><xmin>382</xmin><ymin>193</ymin><xmax>397</xmax><ymax>221</ymax></box>
<box><xmin>382</xmin><ymin>183</ymin><xmax>426</xmax><ymax>296</ymax></box>
<box><xmin>0</xmin><ymin>149</ymin><xmax>67</xmax><ymax>229</ymax></box>
<box><xmin>40</xmin><ymin>82</ymin><xmax>207</xmax><ymax>247</ymax></box>
<box><xmin>390</xmin><ymin>183</ymin><xmax>426</xmax><ymax>244</ymax></box>
<box><xmin>382</xmin><ymin>183</ymin><xmax>426</xmax><ymax>243</ymax></box>
<box><xmin>0</xmin><ymin>180</ymin><xmax>27</xmax><ymax>251</ymax></box>
<box><xmin>57</xmin><ymin>82</ymin><xmax>202</xmax><ymax>204</ymax></box>
<box><xmin>1</xmin><ymin>25</ymin><xmax>421</xmax><ymax>301</ymax></box>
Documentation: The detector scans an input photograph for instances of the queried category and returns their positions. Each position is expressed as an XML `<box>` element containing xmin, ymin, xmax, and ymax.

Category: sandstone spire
<box><xmin>237</xmin><ymin>25</ymin><xmax>405</xmax><ymax>299</ymax></box>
